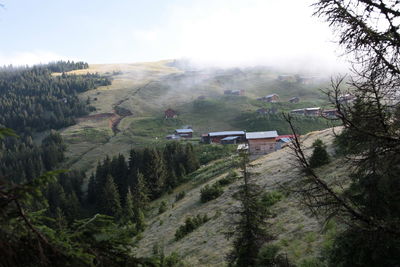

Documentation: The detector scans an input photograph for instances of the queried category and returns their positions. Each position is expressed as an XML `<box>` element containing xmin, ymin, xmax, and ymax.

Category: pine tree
<box><xmin>309</xmin><ymin>139</ymin><xmax>330</xmax><ymax>168</ymax></box>
<box><xmin>111</xmin><ymin>154</ymin><xmax>129</xmax><ymax>204</ymax></box>
<box><xmin>134</xmin><ymin>208</ymin><xmax>146</xmax><ymax>232</ymax></box>
<box><xmin>227</xmin><ymin>152</ymin><xmax>273</xmax><ymax>267</ymax></box>
<box><xmin>99</xmin><ymin>175</ymin><xmax>121</xmax><ymax>217</ymax></box>
<box><xmin>123</xmin><ymin>188</ymin><xmax>135</xmax><ymax>223</ymax></box>
<box><xmin>183</xmin><ymin>143</ymin><xmax>200</xmax><ymax>173</ymax></box>
<box><xmin>132</xmin><ymin>172</ymin><xmax>149</xmax><ymax>232</ymax></box>
<box><xmin>132</xmin><ymin>172</ymin><xmax>149</xmax><ymax>211</ymax></box>
<box><xmin>142</xmin><ymin>148</ymin><xmax>167</xmax><ymax>199</ymax></box>
<box><xmin>87</xmin><ymin>173</ymin><xmax>97</xmax><ymax>205</ymax></box>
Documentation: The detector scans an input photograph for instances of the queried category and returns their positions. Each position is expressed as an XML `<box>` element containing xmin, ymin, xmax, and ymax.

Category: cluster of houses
<box><xmin>165</xmin><ymin>126</ymin><xmax>293</xmax><ymax>155</ymax></box>
<box><xmin>290</xmin><ymin>107</ymin><xmax>339</xmax><ymax>118</ymax></box>
<box><xmin>257</xmin><ymin>94</ymin><xmax>300</xmax><ymax>104</ymax></box>
<box><xmin>201</xmin><ymin>130</ymin><xmax>294</xmax><ymax>155</ymax></box>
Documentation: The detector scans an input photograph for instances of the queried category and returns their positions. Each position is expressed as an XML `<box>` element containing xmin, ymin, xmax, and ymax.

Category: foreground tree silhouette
<box><xmin>285</xmin><ymin>1</ymin><xmax>400</xmax><ymax>266</ymax></box>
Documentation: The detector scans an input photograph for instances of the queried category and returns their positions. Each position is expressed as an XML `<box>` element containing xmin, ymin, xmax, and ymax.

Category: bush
<box><xmin>217</xmin><ymin>171</ymin><xmax>238</xmax><ymax>186</ymax></box>
<box><xmin>261</xmin><ymin>191</ymin><xmax>283</xmax><ymax>207</ymax></box>
<box><xmin>175</xmin><ymin>214</ymin><xmax>209</xmax><ymax>240</ymax></box>
<box><xmin>200</xmin><ymin>184</ymin><xmax>223</xmax><ymax>203</ymax></box>
<box><xmin>175</xmin><ymin>191</ymin><xmax>186</xmax><ymax>202</ymax></box>
<box><xmin>309</xmin><ymin>139</ymin><xmax>330</xmax><ymax>168</ymax></box>
<box><xmin>158</xmin><ymin>200</ymin><xmax>168</xmax><ymax>214</ymax></box>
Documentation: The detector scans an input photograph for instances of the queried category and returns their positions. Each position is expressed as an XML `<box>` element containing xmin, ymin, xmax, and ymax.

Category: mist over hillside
<box><xmin>2</xmin><ymin>0</ymin><xmax>399</xmax><ymax>266</ymax></box>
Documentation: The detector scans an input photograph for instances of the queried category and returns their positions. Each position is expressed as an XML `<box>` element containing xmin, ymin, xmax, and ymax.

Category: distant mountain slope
<box><xmin>134</xmin><ymin>128</ymin><xmax>344</xmax><ymax>266</ymax></box>
<box><xmin>60</xmin><ymin>60</ymin><xmax>333</xmax><ymax>174</ymax></box>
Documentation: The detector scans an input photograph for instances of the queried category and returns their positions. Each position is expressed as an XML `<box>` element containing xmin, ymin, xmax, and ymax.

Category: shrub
<box><xmin>158</xmin><ymin>200</ymin><xmax>168</xmax><ymax>214</ymax></box>
<box><xmin>309</xmin><ymin>139</ymin><xmax>330</xmax><ymax>168</ymax></box>
<box><xmin>200</xmin><ymin>184</ymin><xmax>223</xmax><ymax>203</ymax></box>
<box><xmin>175</xmin><ymin>191</ymin><xmax>186</xmax><ymax>202</ymax></box>
<box><xmin>261</xmin><ymin>191</ymin><xmax>283</xmax><ymax>207</ymax></box>
<box><xmin>217</xmin><ymin>171</ymin><xmax>238</xmax><ymax>186</ymax></box>
<box><xmin>175</xmin><ymin>214</ymin><xmax>209</xmax><ymax>240</ymax></box>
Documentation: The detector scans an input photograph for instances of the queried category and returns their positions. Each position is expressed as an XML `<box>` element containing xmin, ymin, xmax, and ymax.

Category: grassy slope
<box><xmin>134</xmin><ymin>128</ymin><xmax>345</xmax><ymax>266</ymax></box>
<box><xmin>60</xmin><ymin>61</ymin><xmax>332</xmax><ymax>174</ymax></box>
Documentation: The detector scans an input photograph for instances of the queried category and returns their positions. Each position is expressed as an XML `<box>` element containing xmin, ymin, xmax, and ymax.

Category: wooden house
<box><xmin>290</xmin><ymin>108</ymin><xmax>305</xmax><ymax>115</ymax></box>
<box><xmin>246</xmin><ymin>131</ymin><xmax>278</xmax><ymax>155</ymax></box>
<box><xmin>207</xmin><ymin>131</ymin><xmax>245</xmax><ymax>144</ymax></box>
<box><xmin>322</xmin><ymin>109</ymin><xmax>339</xmax><ymax>118</ymax></box>
<box><xmin>174</xmin><ymin>129</ymin><xmax>193</xmax><ymax>138</ymax></box>
<box><xmin>164</xmin><ymin>108</ymin><xmax>178</xmax><ymax>119</ymax></box>
<box><xmin>304</xmin><ymin>107</ymin><xmax>321</xmax><ymax>116</ymax></box>
<box><xmin>289</xmin><ymin>97</ymin><xmax>300</xmax><ymax>103</ymax></box>
<box><xmin>263</xmin><ymin>94</ymin><xmax>280</xmax><ymax>103</ymax></box>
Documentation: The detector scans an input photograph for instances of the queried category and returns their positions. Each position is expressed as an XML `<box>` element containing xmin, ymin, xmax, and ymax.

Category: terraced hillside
<box><xmin>134</xmin><ymin>128</ymin><xmax>343</xmax><ymax>266</ymax></box>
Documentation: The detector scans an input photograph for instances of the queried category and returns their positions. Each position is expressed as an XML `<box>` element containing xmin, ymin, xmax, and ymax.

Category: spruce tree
<box><xmin>132</xmin><ymin>172</ymin><xmax>149</xmax><ymax>211</ymax></box>
<box><xmin>123</xmin><ymin>188</ymin><xmax>135</xmax><ymax>223</ymax></box>
<box><xmin>134</xmin><ymin>208</ymin><xmax>146</xmax><ymax>232</ymax></box>
<box><xmin>309</xmin><ymin>139</ymin><xmax>330</xmax><ymax>168</ymax></box>
<box><xmin>99</xmin><ymin>175</ymin><xmax>121</xmax><ymax>217</ymax></box>
<box><xmin>183</xmin><ymin>143</ymin><xmax>200</xmax><ymax>173</ymax></box>
<box><xmin>132</xmin><ymin>172</ymin><xmax>149</xmax><ymax>232</ymax></box>
<box><xmin>142</xmin><ymin>148</ymin><xmax>167</xmax><ymax>199</ymax></box>
<box><xmin>227</xmin><ymin>152</ymin><xmax>273</xmax><ymax>267</ymax></box>
<box><xmin>87</xmin><ymin>173</ymin><xmax>97</xmax><ymax>205</ymax></box>
<box><xmin>111</xmin><ymin>154</ymin><xmax>129</xmax><ymax>204</ymax></box>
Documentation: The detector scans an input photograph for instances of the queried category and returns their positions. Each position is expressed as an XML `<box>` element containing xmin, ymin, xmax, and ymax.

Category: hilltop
<box><xmin>133</xmin><ymin>127</ymin><xmax>343</xmax><ymax>266</ymax></box>
<box><xmin>59</xmin><ymin>60</ymin><xmax>335</xmax><ymax>174</ymax></box>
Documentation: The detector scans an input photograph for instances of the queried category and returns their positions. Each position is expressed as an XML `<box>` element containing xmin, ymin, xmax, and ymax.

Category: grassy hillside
<box><xmin>133</xmin><ymin>128</ymin><xmax>343</xmax><ymax>266</ymax></box>
<box><xmin>59</xmin><ymin>60</ymin><xmax>335</xmax><ymax>174</ymax></box>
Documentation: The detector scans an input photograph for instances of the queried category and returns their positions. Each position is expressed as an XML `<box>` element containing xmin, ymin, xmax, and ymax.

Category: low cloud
<box><xmin>162</xmin><ymin>0</ymin><xmax>348</xmax><ymax>73</ymax></box>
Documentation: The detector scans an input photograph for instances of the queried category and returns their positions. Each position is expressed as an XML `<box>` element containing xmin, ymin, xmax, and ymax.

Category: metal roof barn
<box><xmin>209</xmin><ymin>131</ymin><xmax>245</xmax><ymax>137</ymax></box>
<box><xmin>175</xmin><ymin>129</ymin><xmax>193</xmax><ymax>134</ymax></box>
<box><xmin>246</xmin><ymin>131</ymin><xmax>278</xmax><ymax>139</ymax></box>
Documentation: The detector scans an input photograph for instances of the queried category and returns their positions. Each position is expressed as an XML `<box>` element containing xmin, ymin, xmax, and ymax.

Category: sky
<box><xmin>0</xmin><ymin>0</ymin><xmax>346</xmax><ymax>71</ymax></box>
